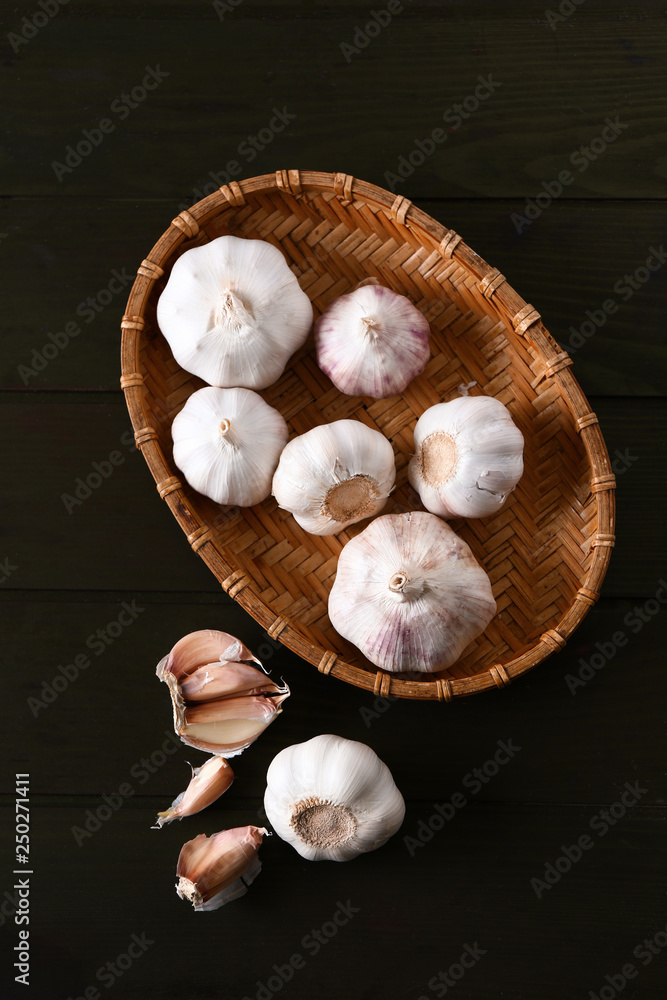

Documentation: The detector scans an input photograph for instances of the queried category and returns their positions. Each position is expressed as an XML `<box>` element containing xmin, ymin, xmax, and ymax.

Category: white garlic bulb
<box><xmin>271</xmin><ymin>419</ymin><xmax>396</xmax><ymax>535</ymax></box>
<box><xmin>408</xmin><ymin>395</ymin><xmax>524</xmax><ymax>518</ymax></box>
<box><xmin>171</xmin><ymin>386</ymin><xmax>289</xmax><ymax>506</ymax></box>
<box><xmin>157</xmin><ymin>235</ymin><xmax>313</xmax><ymax>389</ymax></box>
<box><xmin>328</xmin><ymin>511</ymin><xmax>496</xmax><ymax>673</ymax></box>
<box><xmin>264</xmin><ymin>734</ymin><xmax>405</xmax><ymax>862</ymax></box>
<box><xmin>314</xmin><ymin>282</ymin><xmax>430</xmax><ymax>398</ymax></box>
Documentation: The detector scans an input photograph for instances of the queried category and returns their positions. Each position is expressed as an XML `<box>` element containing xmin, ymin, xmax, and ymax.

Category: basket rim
<box><xmin>120</xmin><ymin>168</ymin><xmax>616</xmax><ymax>701</ymax></box>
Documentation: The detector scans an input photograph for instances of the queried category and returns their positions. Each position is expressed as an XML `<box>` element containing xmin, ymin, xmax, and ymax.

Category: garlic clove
<box><xmin>176</xmin><ymin>826</ymin><xmax>268</xmax><ymax>910</ymax></box>
<box><xmin>264</xmin><ymin>734</ymin><xmax>405</xmax><ymax>862</ymax></box>
<box><xmin>171</xmin><ymin>385</ymin><xmax>289</xmax><ymax>507</ymax></box>
<box><xmin>158</xmin><ymin>630</ymin><xmax>261</xmax><ymax>683</ymax></box>
<box><xmin>328</xmin><ymin>511</ymin><xmax>496</xmax><ymax>673</ymax></box>
<box><xmin>153</xmin><ymin>756</ymin><xmax>234</xmax><ymax>829</ymax></box>
<box><xmin>408</xmin><ymin>395</ymin><xmax>524</xmax><ymax>518</ymax></box>
<box><xmin>314</xmin><ymin>283</ymin><xmax>430</xmax><ymax>398</ymax></box>
<box><xmin>272</xmin><ymin>419</ymin><xmax>396</xmax><ymax>535</ymax></box>
<box><xmin>179</xmin><ymin>661</ymin><xmax>274</xmax><ymax>701</ymax></box>
<box><xmin>157</xmin><ymin>235</ymin><xmax>313</xmax><ymax>390</ymax></box>
<box><xmin>157</xmin><ymin>630</ymin><xmax>290</xmax><ymax>757</ymax></box>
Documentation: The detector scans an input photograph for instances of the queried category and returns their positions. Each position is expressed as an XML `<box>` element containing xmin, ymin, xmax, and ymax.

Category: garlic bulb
<box><xmin>314</xmin><ymin>283</ymin><xmax>430</xmax><ymax>398</ymax></box>
<box><xmin>176</xmin><ymin>826</ymin><xmax>268</xmax><ymax>911</ymax></box>
<box><xmin>153</xmin><ymin>756</ymin><xmax>234</xmax><ymax>829</ymax></box>
<box><xmin>272</xmin><ymin>419</ymin><xmax>396</xmax><ymax>535</ymax></box>
<box><xmin>157</xmin><ymin>630</ymin><xmax>290</xmax><ymax>757</ymax></box>
<box><xmin>408</xmin><ymin>395</ymin><xmax>524</xmax><ymax>518</ymax></box>
<box><xmin>171</xmin><ymin>386</ymin><xmax>289</xmax><ymax>506</ymax></box>
<box><xmin>264</xmin><ymin>734</ymin><xmax>405</xmax><ymax>862</ymax></box>
<box><xmin>157</xmin><ymin>235</ymin><xmax>313</xmax><ymax>389</ymax></box>
<box><xmin>328</xmin><ymin>511</ymin><xmax>496</xmax><ymax>673</ymax></box>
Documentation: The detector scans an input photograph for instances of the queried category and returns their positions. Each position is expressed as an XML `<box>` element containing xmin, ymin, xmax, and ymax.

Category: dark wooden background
<box><xmin>2</xmin><ymin>2</ymin><xmax>666</xmax><ymax>998</ymax></box>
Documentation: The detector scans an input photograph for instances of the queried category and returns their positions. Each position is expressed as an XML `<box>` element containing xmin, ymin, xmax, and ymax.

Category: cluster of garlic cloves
<box><xmin>153</xmin><ymin>756</ymin><xmax>234</xmax><ymax>829</ymax></box>
<box><xmin>409</xmin><ymin>395</ymin><xmax>524</xmax><ymax>518</ymax></box>
<box><xmin>157</xmin><ymin>235</ymin><xmax>313</xmax><ymax>390</ymax></box>
<box><xmin>328</xmin><ymin>511</ymin><xmax>496</xmax><ymax>673</ymax></box>
<box><xmin>264</xmin><ymin>734</ymin><xmax>405</xmax><ymax>861</ymax></box>
<box><xmin>176</xmin><ymin>826</ymin><xmax>268</xmax><ymax>911</ymax></box>
<box><xmin>272</xmin><ymin>419</ymin><xmax>396</xmax><ymax>534</ymax></box>
<box><xmin>171</xmin><ymin>386</ymin><xmax>289</xmax><ymax>507</ymax></box>
<box><xmin>315</xmin><ymin>282</ymin><xmax>431</xmax><ymax>398</ymax></box>
<box><xmin>157</xmin><ymin>630</ymin><xmax>289</xmax><ymax>757</ymax></box>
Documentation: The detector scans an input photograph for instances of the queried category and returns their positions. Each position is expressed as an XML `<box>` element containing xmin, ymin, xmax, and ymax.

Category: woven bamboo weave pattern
<box><xmin>121</xmin><ymin>170</ymin><xmax>615</xmax><ymax>700</ymax></box>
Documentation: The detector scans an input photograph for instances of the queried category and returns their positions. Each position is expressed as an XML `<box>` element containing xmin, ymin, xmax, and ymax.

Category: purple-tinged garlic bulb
<box><xmin>156</xmin><ymin>630</ymin><xmax>289</xmax><ymax>757</ymax></box>
<box><xmin>328</xmin><ymin>511</ymin><xmax>496</xmax><ymax>673</ymax></box>
<box><xmin>408</xmin><ymin>395</ymin><xmax>524</xmax><ymax>518</ymax></box>
<box><xmin>272</xmin><ymin>419</ymin><xmax>396</xmax><ymax>535</ymax></box>
<box><xmin>153</xmin><ymin>756</ymin><xmax>234</xmax><ymax>829</ymax></box>
<box><xmin>176</xmin><ymin>826</ymin><xmax>268</xmax><ymax>910</ymax></box>
<box><xmin>314</xmin><ymin>283</ymin><xmax>430</xmax><ymax>398</ymax></box>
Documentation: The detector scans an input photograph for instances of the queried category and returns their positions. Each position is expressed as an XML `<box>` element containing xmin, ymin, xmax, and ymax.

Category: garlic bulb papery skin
<box><xmin>157</xmin><ymin>630</ymin><xmax>290</xmax><ymax>757</ymax></box>
<box><xmin>328</xmin><ymin>511</ymin><xmax>496</xmax><ymax>673</ymax></box>
<box><xmin>408</xmin><ymin>395</ymin><xmax>524</xmax><ymax>519</ymax></box>
<box><xmin>176</xmin><ymin>826</ymin><xmax>268</xmax><ymax>911</ymax></box>
<box><xmin>264</xmin><ymin>735</ymin><xmax>405</xmax><ymax>862</ymax></box>
<box><xmin>272</xmin><ymin>419</ymin><xmax>396</xmax><ymax>535</ymax></box>
<box><xmin>314</xmin><ymin>284</ymin><xmax>430</xmax><ymax>398</ymax></box>
<box><xmin>157</xmin><ymin>235</ymin><xmax>314</xmax><ymax>389</ymax></box>
<box><xmin>171</xmin><ymin>386</ymin><xmax>289</xmax><ymax>506</ymax></box>
<box><xmin>152</xmin><ymin>756</ymin><xmax>234</xmax><ymax>829</ymax></box>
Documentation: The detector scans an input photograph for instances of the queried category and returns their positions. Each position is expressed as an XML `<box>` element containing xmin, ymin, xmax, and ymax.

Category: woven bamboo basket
<box><xmin>121</xmin><ymin>169</ymin><xmax>615</xmax><ymax>701</ymax></box>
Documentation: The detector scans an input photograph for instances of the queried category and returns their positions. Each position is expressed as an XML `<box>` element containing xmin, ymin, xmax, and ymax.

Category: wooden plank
<box><xmin>0</xmin><ymin>394</ymin><xmax>661</xmax><ymax>596</ymax></box>
<box><xmin>3</xmin><ymin>593</ymin><xmax>666</xmax><ymax>798</ymax></box>
<box><xmin>1</xmin><ymin>199</ymin><xmax>665</xmax><ymax>394</ymax></box>
<box><xmin>2</xmin><ymin>13</ymin><xmax>666</xmax><ymax>198</ymax></box>
<box><xmin>0</xmin><ymin>801</ymin><xmax>663</xmax><ymax>998</ymax></box>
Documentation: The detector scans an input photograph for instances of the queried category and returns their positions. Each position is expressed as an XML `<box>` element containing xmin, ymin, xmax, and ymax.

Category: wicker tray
<box><xmin>121</xmin><ymin>169</ymin><xmax>615</xmax><ymax>701</ymax></box>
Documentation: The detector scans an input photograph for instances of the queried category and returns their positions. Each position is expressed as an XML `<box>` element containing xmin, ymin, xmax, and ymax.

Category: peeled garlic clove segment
<box><xmin>153</xmin><ymin>756</ymin><xmax>233</xmax><ymax>829</ymax></box>
<box><xmin>264</xmin><ymin>734</ymin><xmax>405</xmax><ymax>862</ymax></box>
<box><xmin>157</xmin><ymin>630</ymin><xmax>290</xmax><ymax>757</ymax></box>
<box><xmin>157</xmin><ymin>234</ymin><xmax>313</xmax><ymax>389</ymax></box>
<box><xmin>176</xmin><ymin>826</ymin><xmax>268</xmax><ymax>911</ymax></box>
<box><xmin>171</xmin><ymin>385</ymin><xmax>289</xmax><ymax>506</ymax></box>
<box><xmin>314</xmin><ymin>283</ymin><xmax>430</xmax><ymax>398</ymax></box>
<box><xmin>408</xmin><ymin>395</ymin><xmax>524</xmax><ymax>518</ymax></box>
<box><xmin>272</xmin><ymin>419</ymin><xmax>396</xmax><ymax>535</ymax></box>
<box><xmin>328</xmin><ymin>511</ymin><xmax>496</xmax><ymax>673</ymax></box>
